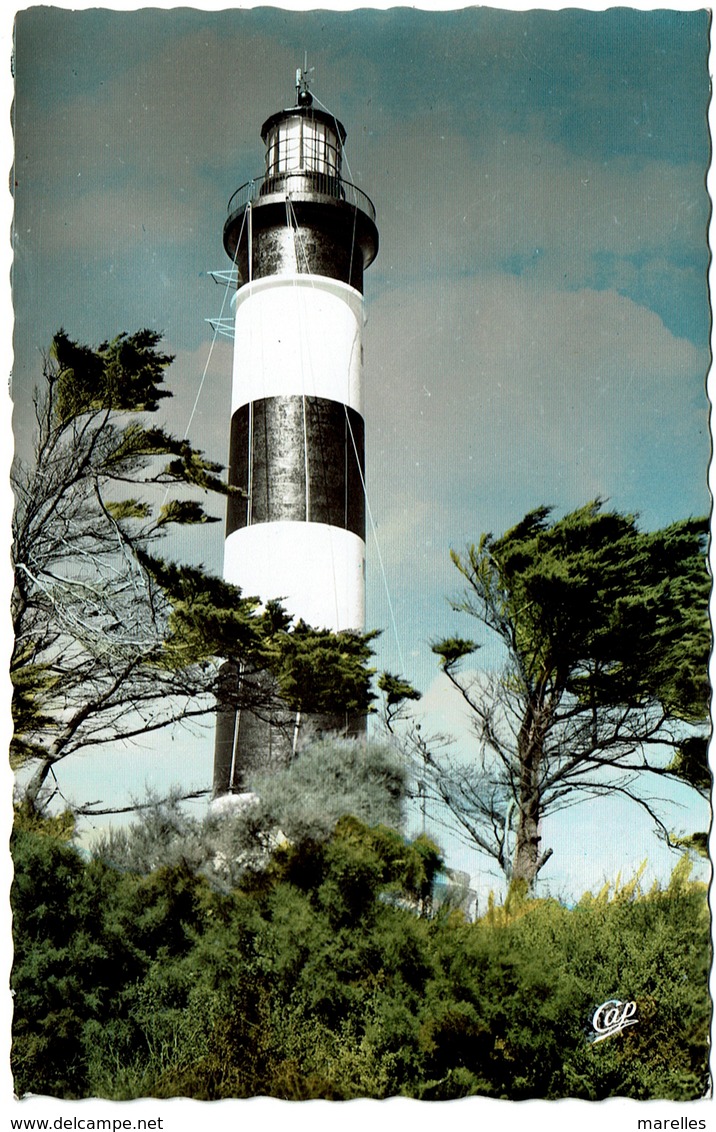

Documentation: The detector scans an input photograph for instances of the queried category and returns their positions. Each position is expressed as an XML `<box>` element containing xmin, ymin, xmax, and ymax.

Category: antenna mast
<box><xmin>295</xmin><ymin>53</ymin><xmax>314</xmax><ymax>104</ymax></box>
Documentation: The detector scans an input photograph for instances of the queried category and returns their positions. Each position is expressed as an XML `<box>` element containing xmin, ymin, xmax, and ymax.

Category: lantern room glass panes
<box><xmin>265</xmin><ymin>114</ymin><xmax>342</xmax><ymax>177</ymax></box>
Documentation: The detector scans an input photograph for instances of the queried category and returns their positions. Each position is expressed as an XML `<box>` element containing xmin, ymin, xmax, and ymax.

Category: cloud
<box><xmin>368</xmin><ymin>125</ymin><xmax>707</xmax><ymax>300</ymax></box>
<box><xmin>17</xmin><ymin>184</ymin><xmax>207</xmax><ymax>261</ymax></box>
<box><xmin>366</xmin><ymin>275</ymin><xmax>707</xmax><ymax>530</ymax></box>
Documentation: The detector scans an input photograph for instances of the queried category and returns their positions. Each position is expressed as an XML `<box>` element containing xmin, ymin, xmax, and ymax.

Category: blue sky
<box><xmin>9</xmin><ymin>4</ymin><xmax>712</xmax><ymax>899</ymax></box>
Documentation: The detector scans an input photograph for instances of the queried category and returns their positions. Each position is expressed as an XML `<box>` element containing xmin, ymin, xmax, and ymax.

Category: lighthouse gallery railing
<box><xmin>226</xmin><ymin>172</ymin><xmax>377</xmax><ymax>224</ymax></box>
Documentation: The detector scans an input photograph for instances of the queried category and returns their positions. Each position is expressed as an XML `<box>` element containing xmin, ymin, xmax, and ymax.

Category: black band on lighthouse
<box><xmin>227</xmin><ymin>395</ymin><xmax>365</xmax><ymax>539</ymax></box>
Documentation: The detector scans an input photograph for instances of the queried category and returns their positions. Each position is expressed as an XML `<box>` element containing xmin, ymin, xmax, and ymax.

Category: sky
<box><xmin>8</xmin><ymin>3</ymin><xmax>713</xmax><ymax>901</ymax></box>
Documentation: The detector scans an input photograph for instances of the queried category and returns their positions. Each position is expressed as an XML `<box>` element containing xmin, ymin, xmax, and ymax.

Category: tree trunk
<box><xmin>511</xmin><ymin>711</ymin><xmax>553</xmax><ymax>889</ymax></box>
<box><xmin>512</xmin><ymin>790</ymin><xmax>542</xmax><ymax>887</ymax></box>
<box><xmin>23</xmin><ymin>757</ymin><xmax>55</xmax><ymax>813</ymax></box>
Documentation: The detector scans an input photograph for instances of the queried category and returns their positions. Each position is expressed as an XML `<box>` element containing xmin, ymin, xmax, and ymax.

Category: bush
<box><xmin>12</xmin><ymin>806</ymin><xmax>710</xmax><ymax>1101</ymax></box>
<box><xmin>93</xmin><ymin>738</ymin><xmax>408</xmax><ymax>891</ymax></box>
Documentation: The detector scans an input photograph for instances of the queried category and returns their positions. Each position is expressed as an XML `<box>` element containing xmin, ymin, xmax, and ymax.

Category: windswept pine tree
<box><xmin>11</xmin><ymin>330</ymin><xmax>377</xmax><ymax>815</ymax></box>
<box><xmin>388</xmin><ymin>501</ymin><xmax>711</xmax><ymax>888</ymax></box>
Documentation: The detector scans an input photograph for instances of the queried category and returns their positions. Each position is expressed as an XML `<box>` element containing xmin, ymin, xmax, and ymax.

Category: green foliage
<box><xmin>667</xmin><ymin>735</ymin><xmax>711</xmax><ymax>795</ymax></box>
<box><xmin>378</xmin><ymin>672</ymin><xmax>422</xmax><ymax>707</ymax></box>
<box><xmin>100</xmin><ymin>423</ymin><xmax>228</xmax><ymax>499</ymax></box>
<box><xmin>104</xmin><ymin>499</ymin><xmax>152</xmax><ymax>521</ymax></box>
<box><xmin>376</xmin><ymin>672</ymin><xmax>423</xmax><ymax>732</ymax></box>
<box><xmin>156</xmin><ymin>499</ymin><xmax>220</xmax><ymax>527</ymax></box>
<box><xmin>268</xmin><ymin>620</ymin><xmax>379</xmax><ymax>717</ymax></box>
<box><xmin>320</xmin><ymin>816</ymin><xmax>443</xmax><ymax>920</ymax></box>
<box><xmin>51</xmin><ymin>328</ymin><xmax>173</xmax><ymax>421</ymax></box>
<box><xmin>377</xmin><ymin>665</ymin><xmax>420</xmax><ymax>701</ymax></box>
<box><xmin>13</xmin><ymin>804</ymin><xmax>76</xmax><ymax>841</ymax></box>
<box><xmin>136</xmin><ymin>551</ymin><xmax>265</xmax><ymax>668</ymax></box>
<box><xmin>133</xmin><ymin>551</ymin><xmax>378</xmax><ymax>719</ymax></box>
<box><xmin>10</xmin><ymin>647</ymin><xmax>60</xmax><ymax>767</ymax></box>
<box><xmin>453</xmin><ymin>501</ymin><xmax>710</xmax><ymax>718</ymax></box>
<box><xmin>431</xmin><ymin>637</ymin><xmax>480</xmax><ymax>671</ymax></box>
<box><xmin>12</xmin><ymin>807</ymin><xmax>710</xmax><ymax>1102</ymax></box>
<box><xmin>671</xmin><ymin>832</ymin><xmax>709</xmax><ymax>858</ymax></box>
<box><xmin>12</xmin><ymin>828</ymin><xmax>114</xmax><ymax>1097</ymax></box>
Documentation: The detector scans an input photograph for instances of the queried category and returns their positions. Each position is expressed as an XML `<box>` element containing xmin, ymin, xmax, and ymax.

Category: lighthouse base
<box><xmin>212</xmin><ymin>662</ymin><xmax>365</xmax><ymax>797</ymax></box>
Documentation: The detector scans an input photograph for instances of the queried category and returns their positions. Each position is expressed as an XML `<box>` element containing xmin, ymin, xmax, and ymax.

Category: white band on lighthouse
<box><xmin>230</xmin><ymin>273</ymin><xmax>364</xmax><ymax>415</ymax></box>
<box><xmin>224</xmin><ymin>521</ymin><xmax>365</xmax><ymax>632</ymax></box>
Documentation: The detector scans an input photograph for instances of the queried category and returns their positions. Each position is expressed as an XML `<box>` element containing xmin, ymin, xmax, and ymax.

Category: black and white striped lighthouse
<box><xmin>213</xmin><ymin>70</ymin><xmax>379</xmax><ymax>796</ymax></box>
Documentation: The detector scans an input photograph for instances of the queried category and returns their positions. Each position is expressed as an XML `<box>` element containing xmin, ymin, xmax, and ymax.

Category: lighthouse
<box><xmin>213</xmin><ymin>70</ymin><xmax>379</xmax><ymax>796</ymax></box>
